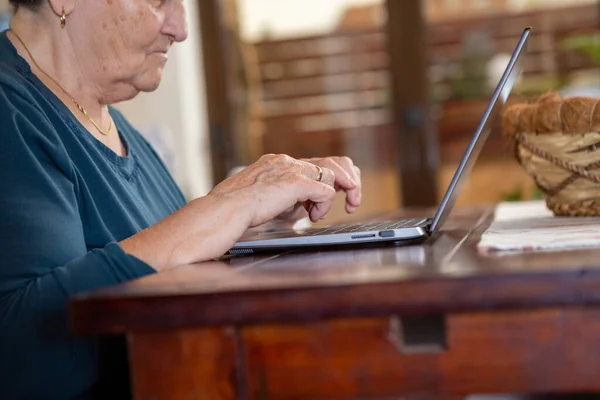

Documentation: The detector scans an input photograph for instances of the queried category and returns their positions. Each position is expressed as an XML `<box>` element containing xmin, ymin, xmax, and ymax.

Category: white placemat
<box><xmin>477</xmin><ymin>200</ymin><xmax>600</xmax><ymax>254</ymax></box>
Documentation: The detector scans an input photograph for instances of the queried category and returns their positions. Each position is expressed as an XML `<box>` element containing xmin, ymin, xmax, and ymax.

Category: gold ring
<box><xmin>315</xmin><ymin>165</ymin><xmax>323</xmax><ymax>182</ymax></box>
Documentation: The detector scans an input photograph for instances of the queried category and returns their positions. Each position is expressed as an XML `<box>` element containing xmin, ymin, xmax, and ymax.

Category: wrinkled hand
<box><xmin>121</xmin><ymin>154</ymin><xmax>362</xmax><ymax>270</ymax></box>
<box><xmin>209</xmin><ymin>154</ymin><xmax>339</xmax><ymax>226</ymax></box>
<box><xmin>273</xmin><ymin>156</ymin><xmax>362</xmax><ymax>224</ymax></box>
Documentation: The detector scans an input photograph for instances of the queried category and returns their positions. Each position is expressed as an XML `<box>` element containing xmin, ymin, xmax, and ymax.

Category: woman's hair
<box><xmin>9</xmin><ymin>0</ymin><xmax>44</xmax><ymax>10</ymax></box>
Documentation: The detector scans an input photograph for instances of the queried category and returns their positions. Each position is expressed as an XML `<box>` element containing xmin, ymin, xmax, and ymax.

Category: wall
<box><xmin>237</xmin><ymin>0</ymin><xmax>380</xmax><ymax>41</ymax></box>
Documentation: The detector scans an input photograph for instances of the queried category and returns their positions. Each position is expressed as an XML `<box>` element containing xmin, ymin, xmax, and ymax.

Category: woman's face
<box><xmin>72</xmin><ymin>0</ymin><xmax>188</xmax><ymax>96</ymax></box>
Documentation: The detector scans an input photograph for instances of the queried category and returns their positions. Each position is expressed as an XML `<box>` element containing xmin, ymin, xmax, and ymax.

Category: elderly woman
<box><xmin>0</xmin><ymin>0</ymin><xmax>362</xmax><ymax>398</ymax></box>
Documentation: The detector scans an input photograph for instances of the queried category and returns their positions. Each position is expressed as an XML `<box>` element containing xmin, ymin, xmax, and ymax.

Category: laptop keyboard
<box><xmin>306</xmin><ymin>218</ymin><xmax>429</xmax><ymax>236</ymax></box>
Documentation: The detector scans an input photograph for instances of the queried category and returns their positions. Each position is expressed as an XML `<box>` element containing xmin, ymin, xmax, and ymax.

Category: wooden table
<box><xmin>70</xmin><ymin>206</ymin><xmax>600</xmax><ymax>400</ymax></box>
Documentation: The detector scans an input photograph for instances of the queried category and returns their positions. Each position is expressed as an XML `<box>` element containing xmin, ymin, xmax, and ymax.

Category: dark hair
<box><xmin>9</xmin><ymin>0</ymin><xmax>44</xmax><ymax>10</ymax></box>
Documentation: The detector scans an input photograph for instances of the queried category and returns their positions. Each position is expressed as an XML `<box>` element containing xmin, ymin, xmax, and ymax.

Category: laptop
<box><xmin>229</xmin><ymin>27</ymin><xmax>531</xmax><ymax>256</ymax></box>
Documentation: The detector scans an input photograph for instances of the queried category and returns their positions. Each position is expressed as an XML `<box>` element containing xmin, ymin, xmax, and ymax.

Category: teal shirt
<box><xmin>0</xmin><ymin>30</ymin><xmax>187</xmax><ymax>399</ymax></box>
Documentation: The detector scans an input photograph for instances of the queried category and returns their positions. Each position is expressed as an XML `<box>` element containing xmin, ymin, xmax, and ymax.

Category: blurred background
<box><xmin>2</xmin><ymin>0</ymin><xmax>600</xmax><ymax>223</ymax></box>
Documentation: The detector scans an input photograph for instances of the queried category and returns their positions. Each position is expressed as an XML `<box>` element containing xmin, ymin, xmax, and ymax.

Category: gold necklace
<box><xmin>8</xmin><ymin>29</ymin><xmax>113</xmax><ymax>136</ymax></box>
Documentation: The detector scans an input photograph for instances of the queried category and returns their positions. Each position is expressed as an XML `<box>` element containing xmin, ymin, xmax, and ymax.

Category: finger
<box><xmin>349</xmin><ymin>165</ymin><xmax>362</xmax><ymax>212</ymax></box>
<box><xmin>327</xmin><ymin>157</ymin><xmax>361</xmax><ymax>213</ymax></box>
<box><xmin>309</xmin><ymin>197</ymin><xmax>334</xmax><ymax>222</ymax></box>
<box><xmin>295</xmin><ymin>175</ymin><xmax>336</xmax><ymax>202</ymax></box>
<box><xmin>302</xmin><ymin>161</ymin><xmax>336</xmax><ymax>188</ymax></box>
<box><xmin>307</xmin><ymin>166</ymin><xmax>336</xmax><ymax>221</ymax></box>
<box><xmin>303</xmin><ymin>157</ymin><xmax>361</xmax><ymax>214</ymax></box>
<box><xmin>309</xmin><ymin>182</ymin><xmax>335</xmax><ymax>221</ymax></box>
<box><xmin>317</xmin><ymin>158</ymin><xmax>357</xmax><ymax>191</ymax></box>
<box><xmin>296</xmin><ymin>178</ymin><xmax>336</xmax><ymax>222</ymax></box>
<box><xmin>341</xmin><ymin>162</ymin><xmax>362</xmax><ymax>213</ymax></box>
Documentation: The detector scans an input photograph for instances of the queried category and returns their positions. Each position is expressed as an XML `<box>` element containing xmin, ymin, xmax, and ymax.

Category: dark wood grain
<box><xmin>240</xmin><ymin>308</ymin><xmax>600</xmax><ymax>399</ymax></box>
<box><xmin>124</xmin><ymin>309</ymin><xmax>600</xmax><ymax>399</ymax></box>
<box><xmin>128</xmin><ymin>328</ymin><xmax>239</xmax><ymax>400</ymax></box>
<box><xmin>70</xmin><ymin>205</ymin><xmax>600</xmax><ymax>334</ymax></box>
<box><xmin>69</xmin><ymin>204</ymin><xmax>600</xmax><ymax>399</ymax></box>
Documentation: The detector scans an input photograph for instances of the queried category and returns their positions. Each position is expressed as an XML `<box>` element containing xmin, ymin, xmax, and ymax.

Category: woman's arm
<box><xmin>120</xmin><ymin>154</ymin><xmax>342</xmax><ymax>270</ymax></box>
<box><xmin>0</xmin><ymin>87</ymin><xmax>156</xmax><ymax>398</ymax></box>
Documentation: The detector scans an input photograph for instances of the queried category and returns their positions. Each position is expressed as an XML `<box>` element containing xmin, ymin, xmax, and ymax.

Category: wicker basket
<box><xmin>502</xmin><ymin>92</ymin><xmax>600</xmax><ymax>216</ymax></box>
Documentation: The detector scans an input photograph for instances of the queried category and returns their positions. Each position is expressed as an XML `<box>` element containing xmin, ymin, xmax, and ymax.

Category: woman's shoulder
<box><xmin>0</xmin><ymin>69</ymin><xmax>51</xmax><ymax>132</ymax></box>
<box><xmin>0</xmin><ymin>60</ymin><xmax>71</xmax><ymax>172</ymax></box>
<box><xmin>0</xmin><ymin>32</ymin><xmax>51</xmax><ymax>113</ymax></box>
<box><xmin>0</xmin><ymin>34</ymin><xmax>62</xmax><ymax>139</ymax></box>
<box><xmin>0</xmin><ymin>68</ymin><xmax>59</xmax><ymax>139</ymax></box>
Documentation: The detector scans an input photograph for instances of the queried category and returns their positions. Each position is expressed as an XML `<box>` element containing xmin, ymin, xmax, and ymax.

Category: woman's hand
<box><xmin>210</xmin><ymin>154</ymin><xmax>340</xmax><ymax>225</ymax></box>
<box><xmin>120</xmin><ymin>154</ymin><xmax>345</xmax><ymax>270</ymax></box>
<box><xmin>267</xmin><ymin>156</ymin><xmax>363</xmax><ymax>225</ymax></box>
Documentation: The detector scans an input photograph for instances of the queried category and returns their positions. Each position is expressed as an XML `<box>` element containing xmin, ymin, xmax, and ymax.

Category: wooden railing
<box><xmin>248</xmin><ymin>3</ymin><xmax>599</xmax><ymax>164</ymax></box>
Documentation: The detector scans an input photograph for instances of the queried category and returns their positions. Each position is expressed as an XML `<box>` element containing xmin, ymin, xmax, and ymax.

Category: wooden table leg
<box><xmin>127</xmin><ymin>328</ymin><xmax>240</xmax><ymax>400</ymax></box>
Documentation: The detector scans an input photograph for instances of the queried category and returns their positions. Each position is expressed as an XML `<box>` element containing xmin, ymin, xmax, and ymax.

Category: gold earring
<box><xmin>60</xmin><ymin>7</ymin><xmax>66</xmax><ymax>29</ymax></box>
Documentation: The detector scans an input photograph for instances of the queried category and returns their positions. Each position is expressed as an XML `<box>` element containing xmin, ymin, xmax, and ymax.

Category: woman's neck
<box><xmin>8</xmin><ymin>11</ymin><xmax>114</xmax><ymax>134</ymax></box>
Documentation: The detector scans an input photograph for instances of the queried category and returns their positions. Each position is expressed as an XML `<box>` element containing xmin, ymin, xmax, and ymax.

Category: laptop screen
<box><xmin>429</xmin><ymin>27</ymin><xmax>531</xmax><ymax>234</ymax></box>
